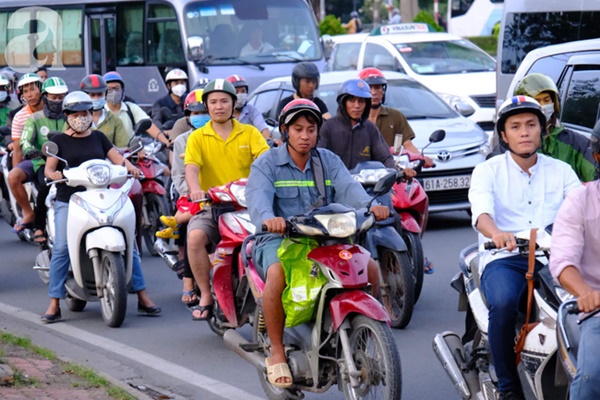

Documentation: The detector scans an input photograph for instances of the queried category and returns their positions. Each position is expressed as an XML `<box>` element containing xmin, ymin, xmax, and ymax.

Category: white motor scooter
<box><xmin>35</xmin><ymin>138</ymin><xmax>142</xmax><ymax>327</ymax></box>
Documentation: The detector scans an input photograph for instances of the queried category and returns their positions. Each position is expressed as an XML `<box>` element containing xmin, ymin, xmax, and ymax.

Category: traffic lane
<box><xmin>0</xmin><ymin>211</ymin><xmax>475</xmax><ymax>399</ymax></box>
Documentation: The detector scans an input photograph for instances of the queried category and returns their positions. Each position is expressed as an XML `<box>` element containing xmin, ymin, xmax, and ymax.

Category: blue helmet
<box><xmin>337</xmin><ymin>79</ymin><xmax>372</xmax><ymax>121</ymax></box>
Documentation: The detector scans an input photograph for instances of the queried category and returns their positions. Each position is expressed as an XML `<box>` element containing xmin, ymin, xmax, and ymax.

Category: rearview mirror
<box><xmin>42</xmin><ymin>141</ymin><xmax>59</xmax><ymax>157</ymax></box>
<box><xmin>265</xmin><ymin>117</ymin><xmax>277</xmax><ymax>127</ymax></box>
<box><xmin>128</xmin><ymin>137</ymin><xmax>144</xmax><ymax>153</ymax></box>
<box><xmin>429</xmin><ymin>129</ymin><xmax>446</xmax><ymax>143</ymax></box>
<box><xmin>133</xmin><ymin>119</ymin><xmax>152</xmax><ymax>136</ymax></box>
<box><xmin>373</xmin><ymin>171</ymin><xmax>397</xmax><ymax>196</ymax></box>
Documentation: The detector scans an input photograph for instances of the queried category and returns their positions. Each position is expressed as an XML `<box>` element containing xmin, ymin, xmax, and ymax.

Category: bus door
<box><xmin>87</xmin><ymin>11</ymin><xmax>116</xmax><ymax>75</ymax></box>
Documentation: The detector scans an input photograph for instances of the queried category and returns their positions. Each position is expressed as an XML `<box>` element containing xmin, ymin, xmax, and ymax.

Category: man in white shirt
<box><xmin>468</xmin><ymin>95</ymin><xmax>581</xmax><ymax>400</ymax></box>
<box><xmin>240</xmin><ymin>27</ymin><xmax>274</xmax><ymax>57</ymax></box>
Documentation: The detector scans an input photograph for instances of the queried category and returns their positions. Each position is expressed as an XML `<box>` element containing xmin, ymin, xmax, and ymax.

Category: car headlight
<box><xmin>230</xmin><ymin>183</ymin><xmax>247</xmax><ymax>207</ymax></box>
<box><xmin>314</xmin><ymin>212</ymin><xmax>356</xmax><ymax>237</ymax></box>
<box><xmin>437</xmin><ymin>92</ymin><xmax>471</xmax><ymax>110</ymax></box>
<box><xmin>86</xmin><ymin>164</ymin><xmax>111</xmax><ymax>186</ymax></box>
<box><xmin>352</xmin><ymin>168</ymin><xmax>390</xmax><ymax>184</ymax></box>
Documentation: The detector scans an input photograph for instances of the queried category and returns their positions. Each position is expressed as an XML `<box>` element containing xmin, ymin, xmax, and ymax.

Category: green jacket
<box><xmin>0</xmin><ymin>107</ymin><xmax>10</xmax><ymax>128</ymax></box>
<box><xmin>20</xmin><ymin>110</ymin><xmax>66</xmax><ymax>172</ymax></box>
<box><xmin>95</xmin><ymin>111</ymin><xmax>129</xmax><ymax>148</ymax></box>
<box><xmin>541</xmin><ymin>124</ymin><xmax>595</xmax><ymax>182</ymax></box>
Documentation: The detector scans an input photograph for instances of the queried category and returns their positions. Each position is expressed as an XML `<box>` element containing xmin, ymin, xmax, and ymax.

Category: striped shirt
<box><xmin>11</xmin><ymin>105</ymin><xmax>34</xmax><ymax>140</ymax></box>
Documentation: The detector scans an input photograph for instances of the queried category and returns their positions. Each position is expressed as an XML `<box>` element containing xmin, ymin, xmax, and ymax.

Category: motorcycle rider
<box><xmin>8</xmin><ymin>73</ymin><xmax>44</xmax><ymax>232</ymax></box>
<box><xmin>549</xmin><ymin>119</ymin><xmax>600</xmax><ymax>400</ymax></box>
<box><xmin>41</xmin><ymin>91</ymin><xmax>160</xmax><ymax>323</ymax></box>
<box><xmin>358</xmin><ymin>67</ymin><xmax>434</xmax><ymax>166</ymax></box>
<box><xmin>275</xmin><ymin>62</ymin><xmax>331</xmax><ymax>119</ymax></box>
<box><xmin>225</xmin><ymin>74</ymin><xmax>280</xmax><ymax>144</ymax></box>
<box><xmin>0</xmin><ymin>75</ymin><xmax>13</xmax><ymax>127</ymax></box>
<box><xmin>184</xmin><ymin>79</ymin><xmax>269</xmax><ymax>320</ymax></box>
<box><xmin>19</xmin><ymin>77</ymin><xmax>69</xmax><ymax>243</ymax></box>
<box><xmin>103</xmin><ymin>71</ymin><xmax>171</xmax><ymax>146</ymax></box>
<box><xmin>246</xmin><ymin>99</ymin><xmax>390</xmax><ymax>388</ymax></box>
<box><xmin>468</xmin><ymin>95</ymin><xmax>581</xmax><ymax>400</ymax></box>
<box><xmin>80</xmin><ymin>74</ymin><xmax>130</xmax><ymax>148</ymax></box>
<box><xmin>152</xmin><ymin>68</ymin><xmax>188</xmax><ymax>130</ymax></box>
<box><xmin>514</xmin><ymin>72</ymin><xmax>594</xmax><ymax>182</ymax></box>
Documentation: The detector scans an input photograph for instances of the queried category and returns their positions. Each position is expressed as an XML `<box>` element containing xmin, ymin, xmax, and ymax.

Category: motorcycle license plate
<box><xmin>423</xmin><ymin>175</ymin><xmax>471</xmax><ymax>191</ymax></box>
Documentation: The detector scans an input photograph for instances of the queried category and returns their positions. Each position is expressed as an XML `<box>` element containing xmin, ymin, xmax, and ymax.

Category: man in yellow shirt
<box><xmin>184</xmin><ymin>79</ymin><xmax>269</xmax><ymax>320</ymax></box>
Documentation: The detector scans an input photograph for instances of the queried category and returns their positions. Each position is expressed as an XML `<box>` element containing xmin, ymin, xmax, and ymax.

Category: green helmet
<box><xmin>42</xmin><ymin>77</ymin><xmax>68</xmax><ymax>95</ymax></box>
<box><xmin>201</xmin><ymin>78</ymin><xmax>237</xmax><ymax>104</ymax></box>
<box><xmin>514</xmin><ymin>73</ymin><xmax>560</xmax><ymax>114</ymax></box>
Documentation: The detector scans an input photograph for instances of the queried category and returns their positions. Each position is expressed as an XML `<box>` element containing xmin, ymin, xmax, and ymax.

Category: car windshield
<box><xmin>183</xmin><ymin>0</ymin><xmax>322</xmax><ymax>65</ymax></box>
<box><xmin>316</xmin><ymin>79</ymin><xmax>457</xmax><ymax>119</ymax></box>
<box><xmin>394</xmin><ymin>40</ymin><xmax>495</xmax><ymax>75</ymax></box>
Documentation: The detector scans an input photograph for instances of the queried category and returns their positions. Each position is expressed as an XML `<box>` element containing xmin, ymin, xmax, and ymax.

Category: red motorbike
<box><xmin>391</xmin><ymin>130</ymin><xmax>445</xmax><ymax>303</ymax></box>
<box><xmin>212</xmin><ymin>174</ymin><xmax>402</xmax><ymax>399</ymax></box>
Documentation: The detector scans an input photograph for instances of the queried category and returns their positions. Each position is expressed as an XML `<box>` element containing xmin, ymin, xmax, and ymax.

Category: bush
<box><xmin>467</xmin><ymin>36</ymin><xmax>498</xmax><ymax>57</ymax></box>
<box><xmin>319</xmin><ymin>15</ymin><xmax>346</xmax><ymax>36</ymax></box>
<box><xmin>413</xmin><ymin>10</ymin><xmax>444</xmax><ymax>32</ymax></box>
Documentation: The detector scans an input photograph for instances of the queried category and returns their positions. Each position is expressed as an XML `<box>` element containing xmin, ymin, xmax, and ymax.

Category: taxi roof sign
<box><xmin>370</xmin><ymin>23</ymin><xmax>436</xmax><ymax>36</ymax></box>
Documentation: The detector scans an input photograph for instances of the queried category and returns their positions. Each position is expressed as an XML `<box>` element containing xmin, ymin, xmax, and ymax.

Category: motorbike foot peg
<box><xmin>239</xmin><ymin>342</ymin><xmax>262</xmax><ymax>352</ymax></box>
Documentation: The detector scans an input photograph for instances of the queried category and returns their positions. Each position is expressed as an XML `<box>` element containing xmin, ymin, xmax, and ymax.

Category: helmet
<box><xmin>496</xmin><ymin>95</ymin><xmax>546</xmax><ymax>147</ymax></box>
<box><xmin>165</xmin><ymin>68</ymin><xmax>188</xmax><ymax>83</ymax></box>
<box><xmin>514</xmin><ymin>73</ymin><xmax>560</xmax><ymax>114</ymax></box>
<box><xmin>358</xmin><ymin>67</ymin><xmax>387</xmax><ymax>103</ymax></box>
<box><xmin>184</xmin><ymin>89</ymin><xmax>206</xmax><ymax>114</ymax></box>
<box><xmin>351</xmin><ymin>11</ymin><xmax>359</xmax><ymax>18</ymax></box>
<box><xmin>278</xmin><ymin>99</ymin><xmax>323</xmax><ymax>141</ymax></box>
<box><xmin>226</xmin><ymin>75</ymin><xmax>249</xmax><ymax>92</ymax></box>
<box><xmin>591</xmin><ymin>119</ymin><xmax>600</xmax><ymax>154</ymax></box>
<box><xmin>80</xmin><ymin>74</ymin><xmax>107</xmax><ymax>94</ymax></box>
<box><xmin>103</xmin><ymin>71</ymin><xmax>125</xmax><ymax>89</ymax></box>
<box><xmin>17</xmin><ymin>72</ymin><xmax>42</xmax><ymax>92</ymax></box>
<box><xmin>201</xmin><ymin>78</ymin><xmax>237</xmax><ymax>104</ymax></box>
<box><xmin>336</xmin><ymin>79</ymin><xmax>372</xmax><ymax>121</ymax></box>
<box><xmin>292</xmin><ymin>62</ymin><xmax>320</xmax><ymax>92</ymax></box>
<box><xmin>0</xmin><ymin>75</ymin><xmax>10</xmax><ymax>90</ymax></box>
<box><xmin>62</xmin><ymin>91</ymin><xmax>93</xmax><ymax>113</ymax></box>
<box><xmin>42</xmin><ymin>77</ymin><xmax>68</xmax><ymax>95</ymax></box>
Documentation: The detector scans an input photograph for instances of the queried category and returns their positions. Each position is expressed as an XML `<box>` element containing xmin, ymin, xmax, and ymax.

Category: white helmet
<box><xmin>165</xmin><ymin>68</ymin><xmax>188</xmax><ymax>83</ymax></box>
<box><xmin>0</xmin><ymin>76</ymin><xmax>9</xmax><ymax>89</ymax></box>
<box><xmin>17</xmin><ymin>72</ymin><xmax>43</xmax><ymax>89</ymax></box>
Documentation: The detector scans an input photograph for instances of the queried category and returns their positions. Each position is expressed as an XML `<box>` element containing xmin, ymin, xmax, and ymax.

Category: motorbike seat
<box><xmin>564</xmin><ymin>312</ymin><xmax>580</xmax><ymax>358</ymax></box>
<box><xmin>469</xmin><ymin>254</ymin><xmax>488</xmax><ymax>307</ymax></box>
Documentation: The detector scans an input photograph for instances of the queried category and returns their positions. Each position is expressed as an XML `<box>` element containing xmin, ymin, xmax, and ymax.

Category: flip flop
<box><xmin>191</xmin><ymin>304</ymin><xmax>213</xmax><ymax>321</ymax></box>
<box><xmin>424</xmin><ymin>257</ymin><xmax>435</xmax><ymax>275</ymax></box>
<box><xmin>34</xmin><ymin>230</ymin><xmax>47</xmax><ymax>243</ymax></box>
<box><xmin>12</xmin><ymin>221</ymin><xmax>33</xmax><ymax>233</ymax></box>
<box><xmin>182</xmin><ymin>290</ymin><xmax>199</xmax><ymax>307</ymax></box>
<box><xmin>265</xmin><ymin>357</ymin><xmax>293</xmax><ymax>389</ymax></box>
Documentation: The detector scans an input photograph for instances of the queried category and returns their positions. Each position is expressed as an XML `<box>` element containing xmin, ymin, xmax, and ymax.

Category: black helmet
<box><xmin>336</xmin><ymin>79</ymin><xmax>372</xmax><ymax>122</ymax></box>
<box><xmin>80</xmin><ymin>74</ymin><xmax>107</xmax><ymax>94</ymax></box>
<box><xmin>592</xmin><ymin>119</ymin><xmax>600</xmax><ymax>154</ymax></box>
<box><xmin>292</xmin><ymin>62</ymin><xmax>320</xmax><ymax>93</ymax></box>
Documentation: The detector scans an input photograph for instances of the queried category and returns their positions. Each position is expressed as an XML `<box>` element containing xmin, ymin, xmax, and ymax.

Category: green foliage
<box><xmin>467</xmin><ymin>36</ymin><xmax>498</xmax><ymax>57</ymax></box>
<box><xmin>413</xmin><ymin>10</ymin><xmax>444</xmax><ymax>32</ymax></box>
<box><xmin>319</xmin><ymin>15</ymin><xmax>346</xmax><ymax>36</ymax></box>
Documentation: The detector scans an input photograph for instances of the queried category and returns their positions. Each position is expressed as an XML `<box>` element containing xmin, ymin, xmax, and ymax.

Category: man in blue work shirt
<box><xmin>246</xmin><ymin>99</ymin><xmax>390</xmax><ymax>388</ymax></box>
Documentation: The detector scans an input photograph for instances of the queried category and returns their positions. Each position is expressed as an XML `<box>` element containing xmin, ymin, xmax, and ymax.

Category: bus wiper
<box><xmin>258</xmin><ymin>52</ymin><xmax>306</xmax><ymax>62</ymax></box>
<box><xmin>210</xmin><ymin>56</ymin><xmax>265</xmax><ymax>70</ymax></box>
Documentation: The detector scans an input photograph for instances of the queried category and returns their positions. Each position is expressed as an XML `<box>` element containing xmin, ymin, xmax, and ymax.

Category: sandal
<box><xmin>191</xmin><ymin>304</ymin><xmax>213</xmax><ymax>321</ymax></box>
<box><xmin>159</xmin><ymin>215</ymin><xmax>178</xmax><ymax>229</ymax></box>
<box><xmin>182</xmin><ymin>290</ymin><xmax>199</xmax><ymax>307</ymax></box>
<box><xmin>13</xmin><ymin>221</ymin><xmax>33</xmax><ymax>233</ymax></box>
<box><xmin>34</xmin><ymin>230</ymin><xmax>47</xmax><ymax>243</ymax></box>
<box><xmin>155</xmin><ymin>227</ymin><xmax>180</xmax><ymax>240</ymax></box>
<box><xmin>424</xmin><ymin>257</ymin><xmax>435</xmax><ymax>275</ymax></box>
<box><xmin>265</xmin><ymin>357</ymin><xmax>293</xmax><ymax>389</ymax></box>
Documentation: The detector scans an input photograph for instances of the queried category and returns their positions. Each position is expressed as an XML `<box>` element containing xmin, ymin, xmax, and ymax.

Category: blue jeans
<box><xmin>571</xmin><ymin>316</ymin><xmax>600</xmax><ymax>400</ymax></box>
<box><xmin>480</xmin><ymin>255</ymin><xmax>542</xmax><ymax>393</ymax></box>
<box><xmin>49</xmin><ymin>201</ymin><xmax>145</xmax><ymax>299</ymax></box>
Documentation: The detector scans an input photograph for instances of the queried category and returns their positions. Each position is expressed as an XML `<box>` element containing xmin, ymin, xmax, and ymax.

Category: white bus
<box><xmin>447</xmin><ymin>0</ymin><xmax>504</xmax><ymax>37</ymax></box>
<box><xmin>0</xmin><ymin>0</ymin><xmax>326</xmax><ymax>108</ymax></box>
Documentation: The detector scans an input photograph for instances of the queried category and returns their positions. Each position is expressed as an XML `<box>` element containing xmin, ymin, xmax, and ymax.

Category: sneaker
<box><xmin>155</xmin><ymin>227</ymin><xmax>180</xmax><ymax>240</ymax></box>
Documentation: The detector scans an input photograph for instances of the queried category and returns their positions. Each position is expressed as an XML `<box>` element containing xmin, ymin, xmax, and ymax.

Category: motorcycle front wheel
<box><xmin>340</xmin><ymin>315</ymin><xmax>402</xmax><ymax>400</ymax></box>
<box><xmin>99</xmin><ymin>250</ymin><xmax>127</xmax><ymax>328</ymax></box>
<box><xmin>402</xmin><ymin>231</ymin><xmax>424</xmax><ymax>304</ymax></box>
<box><xmin>143</xmin><ymin>192</ymin><xmax>169</xmax><ymax>257</ymax></box>
<box><xmin>379</xmin><ymin>248</ymin><xmax>415</xmax><ymax>329</ymax></box>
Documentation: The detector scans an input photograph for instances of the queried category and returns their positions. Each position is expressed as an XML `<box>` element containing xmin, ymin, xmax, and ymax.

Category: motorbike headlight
<box><xmin>314</xmin><ymin>212</ymin><xmax>356</xmax><ymax>238</ymax></box>
<box><xmin>71</xmin><ymin>192</ymin><xmax>129</xmax><ymax>225</ymax></box>
<box><xmin>215</xmin><ymin>192</ymin><xmax>233</xmax><ymax>202</ymax></box>
<box><xmin>352</xmin><ymin>168</ymin><xmax>390</xmax><ymax>184</ymax></box>
<box><xmin>86</xmin><ymin>164</ymin><xmax>111</xmax><ymax>186</ymax></box>
<box><xmin>230</xmin><ymin>183</ymin><xmax>247</xmax><ymax>207</ymax></box>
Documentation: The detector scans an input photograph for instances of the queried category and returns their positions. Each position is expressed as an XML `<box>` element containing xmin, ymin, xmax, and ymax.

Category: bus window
<box><xmin>117</xmin><ymin>4</ymin><xmax>144</xmax><ymax>66</ymax></box>
<box><xmin>147</xmin><ymin>3</ymin><xmax>184</xmax><ymax>65</ymax></box>
<box><xmin>561</xmin><ymin>66</ymin><xmax>600</xmax><ymax>131</ymax></box>
<box><xmin>90</xmin><ymin>14</ymin><xmax>116</xmax><ymax>74</ymax></box>
<box><xmin>183</xmin><ymin>0</ymin><xmax>322</xmax><ymax>65</ymax></box>
<box><xmin>501</xmin><ymin>11</ymin><xmax>600</xmax><ymax>74</ymax></box>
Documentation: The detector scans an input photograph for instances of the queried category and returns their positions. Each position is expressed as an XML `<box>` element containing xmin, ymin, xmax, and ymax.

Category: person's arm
<box><xmin>369</xmin><ymin>124</ymin><xmax>394</xmax><ymax>168</ymax></box>
<box><xmin>20</xmin><ymin>117</ymin><xmax>37</xmax><ymax>158</ymax></box>
<box><xmin>558</xmin><ymin>267</ymin><xmax>600</xmax><ymax>312</ymax></box>
<box><xmin>184</xmin><ymin>133</ymin><xmax>204</xmax><ymax>200</ymax></box>
<box><xmin>130</xmin><ymin>103</ymin><xmax>171</xmax><ymax>146</ymax></box>
<box><xmin>317</xmin><ymin>121</ymin><xmax>330</xmax><ymax>149</ymax></box>
<box><xmin>249</xmin><ymin>126</ymin><xmax>270</xmax><ymax>159</ymax></box>
<box><xmin>246</xmin><ymin>160</ymin><xmax>277</xmax><ymax>229</ymax></box>
<box><xmin>151</xmin><ymin>100</ymin><xmax>163</xmax><ymax>130</ymax></box>
<box><xmin>106</xmin><ymin>147</ymin><xmax>140</xmax><ymax>178</ymax></box>
<box><xmin>403</xmin><ymin>139</ymin><xmax>434</xmax><ymax>167</ymax></box>
<box><xmin>44</xmin><ymin>154</ymin><xmax>62</xmax><ymax>181</ymax></box>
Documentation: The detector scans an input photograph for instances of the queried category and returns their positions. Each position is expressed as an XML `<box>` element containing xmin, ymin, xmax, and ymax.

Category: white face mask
<box><xmin>235</xmin><ymin>92</ymin><xmax>247</xmax><ymax>110</ymax></box>
<box><xmin>541</xmin><ymin>103</ymin><xmax>554</xmax><ymax>121</ymax></box>
<box><xmin>171</xmin><ymin>84</ymin><xmax>187</xmax><ymax>97</ymax></box>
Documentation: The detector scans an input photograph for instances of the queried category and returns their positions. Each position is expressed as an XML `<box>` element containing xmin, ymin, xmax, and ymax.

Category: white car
<box><xmin>327</xmin><ymin>23</ymin><xmax>497</xmax><ymax>133</ymax></box>
<box><xmin>248</xmin><ymin>71</ymin><xmax>490</xmax><ymax>213</ymax></box>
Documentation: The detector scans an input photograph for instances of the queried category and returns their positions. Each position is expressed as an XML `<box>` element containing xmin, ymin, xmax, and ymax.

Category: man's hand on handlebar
<box><xmin>491</xmin><ymin>231</ymin><xmax>516</xmax><ymax>252</ymax></box>
<box><xmin>402</xmin><ymin>167</ymin><xmax>417</xmax><ymax>179</ymax></box>
<box><xmin>189</xmin><ymin>189</ymin><xmax>207</xmax><ymax>202</ymax></box>
<box><xmin>263</xmin><ymin>217</ymin><xmax>286</xmax><ymax>235</ymax></box>
<box><xmin>48</xmin><ymin>171</ymin><xmax>63</xmax><ymax>181</ymax></box>
<box><xmin>424</xmin><ymin>156</ymin><xmax>435</xmax><ymax>168</ymax></box>
<box><xmin>577</xmin><ymin>290</ymin><xmax>600</xmax><ymax>314</ymax></box>
<box><xmin>370</xmin><ymin>205</ymin><xmax>390</xmax><ymax>221</ymax></box>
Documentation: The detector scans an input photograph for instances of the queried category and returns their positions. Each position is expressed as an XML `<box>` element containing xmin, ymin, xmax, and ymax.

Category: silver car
<box><xmin>247</xmin><ymin>71</ymin><xmax>490</xmax><ymax>212</ymax></box>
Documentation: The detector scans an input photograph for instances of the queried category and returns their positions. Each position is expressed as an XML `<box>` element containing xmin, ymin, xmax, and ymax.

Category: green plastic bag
<box><xmin>278</xmin><ymin>237</ymin><xmax>328</xmax><ymax>327</ymax></box>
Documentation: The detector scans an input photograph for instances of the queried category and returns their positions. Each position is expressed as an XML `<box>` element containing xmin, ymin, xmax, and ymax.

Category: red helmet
<box><xmin>184</xmin><ymin>89</ymin><xmax>205</xmax><ymax>114</ymax></box>
<box><xmin>279</xmin><ymin>99</ymin><xmax>323</xmax><ymax>141</ymax></box>
<box><xmin>226</xmin><ymin>74</ymin><xmax>249</xmax><ymax>92</ymax></box>
<box><xmin>358</xmin><ymin>68</ymin><xmax>387</xmax><ymax>103</ymax></box>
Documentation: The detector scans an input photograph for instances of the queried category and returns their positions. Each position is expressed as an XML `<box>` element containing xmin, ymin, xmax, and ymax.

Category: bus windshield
<box><xmin>183</xmin><ymin>0</ymin><xmax>322</xmax><ymax>65</ymax></box>
<box><xmin>395</xmin><ymin>40</ymin><xmax>496</xmax><ymax>75</ymax></box>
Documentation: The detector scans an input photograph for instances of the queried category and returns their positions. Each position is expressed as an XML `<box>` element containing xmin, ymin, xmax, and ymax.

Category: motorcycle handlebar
<box><xmin>483</xmin><ymin>238</ymin><xmax>529</xmax><ymax>251</ymax></box>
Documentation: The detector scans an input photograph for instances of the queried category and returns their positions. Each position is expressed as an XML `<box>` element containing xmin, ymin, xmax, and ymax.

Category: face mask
<box><xmin>44</xmin><ymin>98</ymin><xmax>63</xmax><ymax>117</ymax></box>
<box><xmin>235</xmin><ymin>93</ymin><xmax>247</xmax><ymax>110</ymax></box>
<box><xmin>68</xmin><ymin>114</ymin><xmax>93</xmax><ymax>133</ymax></box>
<box><xmin>0</xmin><ymin>91</ymin><xmax>6</xmax><ymax>102</ymax></box>
<box><xmin>171</xmin><ymin>84</ymin><xmax>187</xmax><ymax>97</ymax></box>
<box><xmin>106</xmin><ymin>88</ymin><xmax>123</xmax><ymax>105</ymax></box>
<box><xmin>92</xmin><ymin>97</ymin><xmax>106</xmax><ymax>110</ymax></box>
<box><xmin>541</xmin><ymin>103</ymin><xmax>554</xmax><ymax>121</ymax></box>
<box><xmin>190</xmin><ymin>114</ymin><xmax>210</xmax><ymax>129</ymax></box>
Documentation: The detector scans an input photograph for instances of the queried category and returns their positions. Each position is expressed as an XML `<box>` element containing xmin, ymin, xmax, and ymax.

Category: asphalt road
<box><xmin>0</xmin><ymin>210</ymin><xmax>476</xmax><ymax>400</ymax></box>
